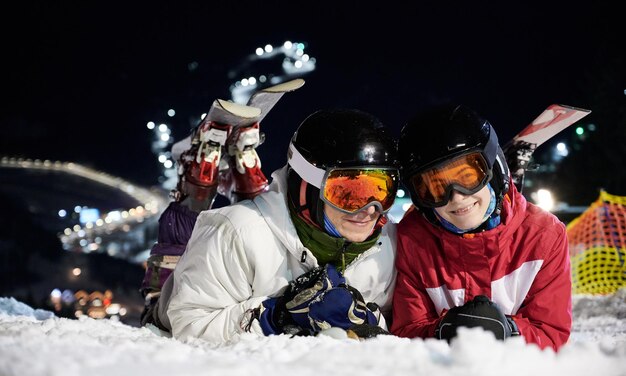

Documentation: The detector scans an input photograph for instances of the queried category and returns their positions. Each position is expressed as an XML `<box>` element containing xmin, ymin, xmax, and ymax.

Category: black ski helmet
<box><xmin>287</xmin><ymin>108</ymin><xmax>398</xmax><ymax>228</ymax></box>
<box><xmin>399</xmin><ymin>104</ymin><xmax>510</xmax><ymax>213</ymax></box>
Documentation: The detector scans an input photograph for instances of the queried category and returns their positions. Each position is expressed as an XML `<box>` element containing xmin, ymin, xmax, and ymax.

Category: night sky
<box><xmin>2</xmin><ymin>1</ymin><xmax>623</xmax><ymax>188</ymax></box>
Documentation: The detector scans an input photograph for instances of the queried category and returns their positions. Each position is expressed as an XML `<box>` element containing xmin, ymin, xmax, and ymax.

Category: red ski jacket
<box><xmin>390</xmin><ymin>184</ymin><xmax>572</xmax><ymax>351</ymax></box>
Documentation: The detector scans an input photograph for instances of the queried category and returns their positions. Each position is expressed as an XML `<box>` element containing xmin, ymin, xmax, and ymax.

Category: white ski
<box><xmin>246</xmin><ymin>78</ymin><xmax>305</xmax><ymax>122</ymax></box>
<box><xmin>503</xmin><ymin>104</ymin><xmax>592</xmax><ymax>192</ymax></box>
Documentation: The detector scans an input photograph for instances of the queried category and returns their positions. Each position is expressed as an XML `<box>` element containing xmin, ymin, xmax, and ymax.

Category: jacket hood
<box><xmin>498</xmin><ymin>183</ymin><xmax>526</xmax><ymax>229</ymax></box>
<box><xmin>408</xmin><ymin>183</ymin><xmax>528</xmax><ymax>260</ymax></box>
<box><xmin>252</xmin><ymin>165</ymin><xmax>306</xmax><ymax>261</ymax></box>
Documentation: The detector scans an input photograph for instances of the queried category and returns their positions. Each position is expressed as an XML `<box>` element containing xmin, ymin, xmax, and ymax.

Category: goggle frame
<box><xmin>288</xmin><ymin>142</ymin><xmax>399</xmax><ymax>215</ymax></box>
<box><xmin>410</xmin><ymin>151</ymin><xmax>492</xmax><ymax>208</ymax></box>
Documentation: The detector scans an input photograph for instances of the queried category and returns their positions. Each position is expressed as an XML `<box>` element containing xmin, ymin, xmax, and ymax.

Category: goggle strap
<box><xmin>299</xmin><ymin>179</ymin><xmax>308</xmax><ymax>210</ymax></box>
<box><xmin>297</xmin><ymin>180</ymin><xmax>317</xmax><ymax>227</ymax></box>
<box><xmin>288</xmin><ymin>142</ymin><xmax>325</xmax><ymax>188</ymax></box>
<box><xmin>378</xmin><ymin>216</ymin><xmax>388</xmax><ymax>227</ymax></box>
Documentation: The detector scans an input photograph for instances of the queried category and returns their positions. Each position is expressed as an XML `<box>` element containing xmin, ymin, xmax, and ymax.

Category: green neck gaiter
<box><xmin>289</xmin><ymin>203</ymin><xmax>380</xmax><ymax>273</ymax></box>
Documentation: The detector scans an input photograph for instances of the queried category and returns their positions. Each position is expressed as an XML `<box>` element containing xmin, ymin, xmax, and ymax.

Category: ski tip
<box><xmin>216</xmin><ymin>99</ymin><xmax>262</xmax><ymax>118</ymax></box>
<box><xmin>261</xmin><ymin>78</ymin><xmax>305</xmax><ymax>93</ymax></box>
<box><xmin>553</xmin><ymin>103</ymin><xmax>592</xmax><ymax>114</ymax></box>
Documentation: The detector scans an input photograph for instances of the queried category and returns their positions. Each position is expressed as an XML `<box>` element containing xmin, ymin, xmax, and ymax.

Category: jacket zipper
<box><xmin>341</xmin><ymin>242</ymin><xmax>349</xmax><ymax>271</ymax></box>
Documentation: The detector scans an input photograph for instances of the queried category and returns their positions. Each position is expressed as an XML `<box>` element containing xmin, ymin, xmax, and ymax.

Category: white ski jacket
<box><xmin>165</xmin><ymin>165</ymin><xmax>397</xmax><ymax>343</ymax></box>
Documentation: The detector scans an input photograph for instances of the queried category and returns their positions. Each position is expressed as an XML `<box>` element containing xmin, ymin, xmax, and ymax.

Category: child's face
<box><xmin>433</xmin><ymin>185</ymin><xmax>491</xmax><ymax>230</ymax></box>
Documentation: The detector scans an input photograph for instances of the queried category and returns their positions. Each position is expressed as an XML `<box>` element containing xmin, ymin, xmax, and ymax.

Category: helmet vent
<box><xmin>447</xmin><ymin>143</ymin><xmax>466</xmax><ymax>151</ymax></box>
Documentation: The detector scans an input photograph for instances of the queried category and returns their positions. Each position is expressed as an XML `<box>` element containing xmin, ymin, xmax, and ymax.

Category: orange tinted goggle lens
<box><xmin>323</xmin><ymin>169</ymin><xmax>398</xmax><ymax>212</ymax></box>
<box><xmin>412</xmin><ymin>152</ymin><xmax>488</xmax><ymax>205</ymax></box>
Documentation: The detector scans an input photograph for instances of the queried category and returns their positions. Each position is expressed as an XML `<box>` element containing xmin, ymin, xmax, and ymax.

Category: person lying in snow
<box><xmin>147</xmin><ymin>108</ymin><xmax>399</xmax><ymax>342</ymax></box>
<box><xmin>390</xmin><ymin>104</ymin><xmax>572</xmax><ymax>351</ymax></box>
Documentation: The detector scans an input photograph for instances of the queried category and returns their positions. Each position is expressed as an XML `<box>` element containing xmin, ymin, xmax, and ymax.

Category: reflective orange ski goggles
<box><xmin>410</xmin><ymin>151</ymin><xmax>492</xmax><ymax>207</ymax></box>
<box><xmin>321</xmin><ymin>168</ymin><xmax>399</xmax><ymax>214</ymax></box>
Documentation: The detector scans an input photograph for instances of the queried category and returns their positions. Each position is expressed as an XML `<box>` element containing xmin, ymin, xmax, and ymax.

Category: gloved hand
<box><xmin>258</xmin><ymin>264</ymin><xmax>344</xmax><ymax>335</ymax></box>
<box><xmin>435</xmin><ymin>295</ymin><xmax>519</xmax><ymax>341</ymax></box>
<box><xmin>347</xmin><ymin>323</ymin><xmax>391</xmax><ymax>339</ymax></box>
<box><xmin>307</xmin><ymin>284</ymin><xmax>379</xmax><ymax>331</ymax></box>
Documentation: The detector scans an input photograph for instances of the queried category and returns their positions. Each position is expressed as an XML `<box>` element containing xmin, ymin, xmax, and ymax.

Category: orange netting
<box><xmin>567</xmin><ymin>190</ymin><xmax>626</xmax><ymax>295</ymax></box>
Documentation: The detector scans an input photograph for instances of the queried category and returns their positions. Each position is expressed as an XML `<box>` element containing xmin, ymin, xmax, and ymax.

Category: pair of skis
<box><xmin>503</xmin><ymin>104</ymin><xmax>591</xmax><ymax>192</ymax></box>
<box><xmin>171</xmin><ymin>78</ymin><xmax>305</xmax><ymax>162</ymax></box>
<box><xmin>171</xmin><ymin>78</ymin><xmax>305</xmax><ymax>207</ymax></box>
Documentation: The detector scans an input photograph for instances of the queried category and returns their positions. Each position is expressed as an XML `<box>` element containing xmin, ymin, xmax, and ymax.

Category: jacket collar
<box><xmin>289</xmin><ymin>201</ymin><xmax>380</xmax><ymax>272</ymax></box>
<box><xmin>417</xmin><ymin>183</ymin><xmax>528</xmax><ymax>260</ymax></box>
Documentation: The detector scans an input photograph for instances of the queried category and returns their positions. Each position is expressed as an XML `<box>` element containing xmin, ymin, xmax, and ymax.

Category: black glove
<box><xmin>258</xmin><ymin>264</ymin><xmax>344</xmax><ymax>335</ymax></box>
<box><xmin>435</xmin><ymin>295</ymin><xmax>519</xmax><ymax>341</ymax></box>
<box><xmin>347</xmin><ymin>322</ymin><xmax>391</xmax><ymax>339</ymax></box>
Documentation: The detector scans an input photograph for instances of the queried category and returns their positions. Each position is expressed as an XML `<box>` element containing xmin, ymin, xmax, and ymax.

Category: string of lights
<box><xmin>0</xmin><ymin>156</ymin><xmax>168</xmax><ymax>254</ymax></box>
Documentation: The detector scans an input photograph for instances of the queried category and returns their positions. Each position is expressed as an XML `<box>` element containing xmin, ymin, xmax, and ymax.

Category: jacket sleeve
<box><xmin>376</xmin><ymin>269</ymin><xmax>397</xmax><ymax>331</ymax></box>
<box><xmin>364</xmin><ymin>223</ymin><xmax>398</xmax><ymax>330</ymax></box>
<box><xmin>512</xmin><ymin>222</ymin><xmax>572</xmax><ymax>351</ymax></box>
<box><xmin>390</xmin><ymin>232</ymin><xmax>442</xmax><ymax>338</ymax></box>
<box><xmin>166</xmin><ymin>212</ymin><xmax>268</xmax><ymax>343</ymax></box>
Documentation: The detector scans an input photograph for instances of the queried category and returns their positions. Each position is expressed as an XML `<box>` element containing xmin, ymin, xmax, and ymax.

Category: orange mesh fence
<box><xmin>567</xmin><ymin>190</ymin><xmax>626</xmax><ymax>295</ymax></box>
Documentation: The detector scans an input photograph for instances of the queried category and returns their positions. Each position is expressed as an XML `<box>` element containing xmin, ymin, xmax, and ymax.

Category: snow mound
<box><xmin>0</xmin><ymin>296</ymin><xmax>55</xmax><ymax>320</ymax></box>
<box><xmin>1</xmin><ymin>294</ymin><xmax>625</xmax><ymax>376</ymax></box>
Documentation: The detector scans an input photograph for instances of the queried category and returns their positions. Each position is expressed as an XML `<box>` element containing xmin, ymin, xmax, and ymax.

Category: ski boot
<box><xmin>221</xmin><ymin>122</ymin><xmax>269</xmax><ymax>203</ymax></box>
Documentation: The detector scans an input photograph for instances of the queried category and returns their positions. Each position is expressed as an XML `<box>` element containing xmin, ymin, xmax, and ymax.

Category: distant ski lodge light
<box><xmin>535</xmin><ymin>188</ymin><xmax>555</xmax><ymax>211</ymax></box>
<box><xmin>229</xmin><ymin>40</ymin><xmax>316</xmax><ymax>105</ymax></box>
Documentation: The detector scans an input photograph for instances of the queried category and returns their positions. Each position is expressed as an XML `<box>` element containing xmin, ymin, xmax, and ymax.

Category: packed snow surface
<box><xmin>1</xmin><ymin>291</ymin><xmax>625</xmax><ymax>376</ymax></box>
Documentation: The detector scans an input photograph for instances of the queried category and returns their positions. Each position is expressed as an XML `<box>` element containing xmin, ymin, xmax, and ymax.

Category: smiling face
<box><xmin>324</xmin><ymin>204</ymin><xmax>380</xmax><ymax>242</ymax></box>
<box><xmin>433</xmin><ymin>184</ymin><xmax>491</xmax><ymax>231</ymax></box>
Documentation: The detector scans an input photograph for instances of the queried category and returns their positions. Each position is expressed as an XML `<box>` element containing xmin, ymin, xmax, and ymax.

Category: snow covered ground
<box><xmin>1</xmin><ymin>291</ymin><xmax>625</xmax><ymax>376</ymax></box>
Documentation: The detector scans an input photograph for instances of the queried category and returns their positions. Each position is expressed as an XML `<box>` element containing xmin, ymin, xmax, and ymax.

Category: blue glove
<box><xmin>307</xmin><ymin>284</ymin><xmax>378</xmax><ymax>331</ymax></box>
<box><xmin>258</xmin><ymin>264</ymin><xmax>345</xmax><ymax>335</ymax></box>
